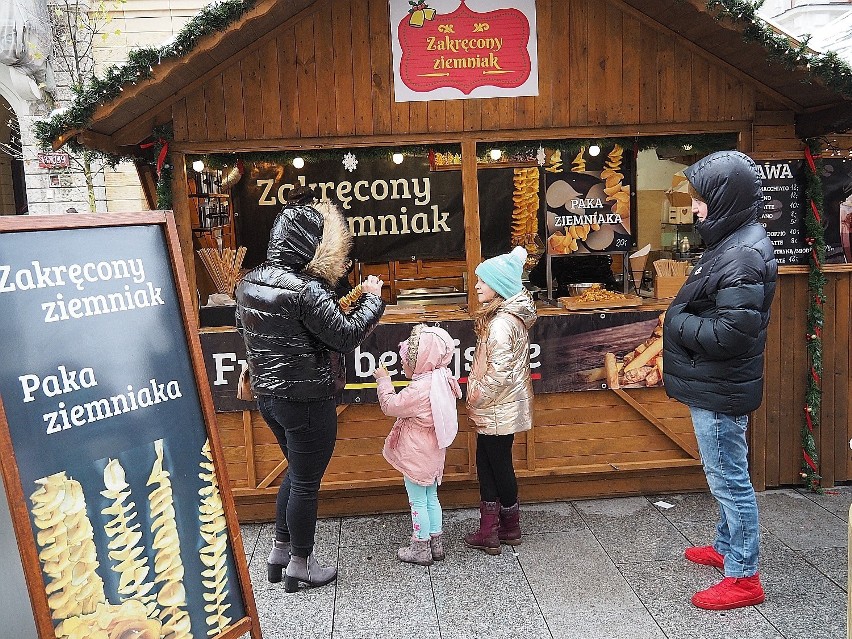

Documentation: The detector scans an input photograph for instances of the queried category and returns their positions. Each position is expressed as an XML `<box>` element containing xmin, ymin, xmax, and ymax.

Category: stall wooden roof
<box><xmin>64</xmin><ymin>0</ymin><xmax>852</xmax><ymax>153</ymax></box>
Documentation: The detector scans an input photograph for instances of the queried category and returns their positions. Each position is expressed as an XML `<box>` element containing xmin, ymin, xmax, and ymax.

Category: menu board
<box><xmin>0</xmin><ymin>214</ymin><xmax>258</xmax><ymax>639</ymax></box>
<box><xmin>756</xmin><ymin>159</ymin><xmax>808</xmax><ymax>266</ymax></box>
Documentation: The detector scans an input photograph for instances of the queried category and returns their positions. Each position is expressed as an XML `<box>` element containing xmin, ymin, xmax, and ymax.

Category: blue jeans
<box><xmin>403</xmin><ymin>476</ymin><xmax>442</xmax><ymax>540</ymax></box>
<box><xmin>689</xmin><ymin>406</ymin><xmax>759</xmax><ymax>577</ymax></box>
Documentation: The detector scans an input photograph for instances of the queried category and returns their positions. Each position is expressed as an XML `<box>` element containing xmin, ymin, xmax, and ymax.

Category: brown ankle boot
<box><xmin>498</xmin><ymin>501</ymin><xmax>521</xmax><ymax>546</ymax></box>
<box><xmin>430</xmin><ymin>533</ymin><xmax>445</xmax><ymax>561</ymax></box>
<box><xmin>463</xmin><ymin>501</ymin><xmax>501</xmax><ymax>555</ymax></box>
<box><xmin>398</xmin><ymin>537</ymin><xmax>434</xmax><ymax>566</ymax></box>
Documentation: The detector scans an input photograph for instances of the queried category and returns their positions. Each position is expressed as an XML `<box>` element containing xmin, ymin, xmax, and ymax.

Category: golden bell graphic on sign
<box><xmin>408</xmin><ymin>2</ymin><xmax>436</xmax><ymax>27</ymax></box>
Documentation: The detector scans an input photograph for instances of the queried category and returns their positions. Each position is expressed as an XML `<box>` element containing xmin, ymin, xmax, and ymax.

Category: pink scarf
<box><xmin>403</xmin><ymin>326</ymin><xmax>462</xmax><ymax>449</ymax></box>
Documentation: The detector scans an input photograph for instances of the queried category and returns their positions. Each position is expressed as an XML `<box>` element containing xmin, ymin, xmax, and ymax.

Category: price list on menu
<box><xmin>757</xmin><ymin>159</ymin><xmax>808</xmax><ymax>265</ymax></box>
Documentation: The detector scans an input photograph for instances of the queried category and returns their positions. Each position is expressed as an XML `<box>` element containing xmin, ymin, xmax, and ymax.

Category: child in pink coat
<box><xmin>374</xmin><ymin>324</ymin><xmax>461</xmax><ymax>566</ymax></box>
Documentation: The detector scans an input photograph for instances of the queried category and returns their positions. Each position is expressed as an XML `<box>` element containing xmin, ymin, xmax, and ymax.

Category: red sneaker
<box><xmin>684</xmin><ymin>545</ymin><xmax>724</xmax><ymax>569</ymax></box>
<box><xmin>691</xmin><ymin>575</ymin><xmax>765</xmax><ymax>610</ymax></box>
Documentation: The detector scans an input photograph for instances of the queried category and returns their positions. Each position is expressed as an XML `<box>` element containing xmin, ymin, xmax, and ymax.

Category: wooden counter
<box><xmin>204</xmin><ymin>268</ymin><xmax>852</xmax><ymax>521</ymax></box>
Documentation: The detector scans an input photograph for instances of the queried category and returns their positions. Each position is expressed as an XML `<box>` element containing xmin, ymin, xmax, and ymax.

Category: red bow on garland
<box><xmin>139</xmin><ymin>138</ymin><xmax>170</xmax><ymax>176</ymax></box>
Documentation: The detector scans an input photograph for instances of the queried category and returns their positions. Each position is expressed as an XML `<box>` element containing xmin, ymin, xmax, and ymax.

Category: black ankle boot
<box><xmin>267</xmin><ymin>539</ymin><xmax>290</xmax><ymax>583</ymax></box>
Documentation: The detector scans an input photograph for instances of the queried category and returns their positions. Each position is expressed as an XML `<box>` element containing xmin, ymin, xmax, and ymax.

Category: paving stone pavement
<box><xmin>238</xmin><ymin>487</ymin><xmax>851</xmax><ymax>639</ymax></box>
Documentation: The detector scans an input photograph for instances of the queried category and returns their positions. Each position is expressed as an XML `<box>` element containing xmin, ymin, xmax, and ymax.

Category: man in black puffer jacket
<box><xmin>236</xmin><ymin>188</ymin><xmax>384</xmax><ymax>593</ymax></box>
<box><xmin>663</xmin><ymin>151</ymin><xmax>777</xmax><ymax>611</ymax></box>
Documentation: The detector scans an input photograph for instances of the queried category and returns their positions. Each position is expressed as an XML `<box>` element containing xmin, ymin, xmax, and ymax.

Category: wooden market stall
<box><xmin>47</xmin><ymin>0</ymin><xmax>852</xmax><ymax>520</ymax></box>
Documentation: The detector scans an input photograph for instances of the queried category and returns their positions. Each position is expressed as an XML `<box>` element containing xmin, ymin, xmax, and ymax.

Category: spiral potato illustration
<box><xmin>101</xmin><ymin>458</ymin><xmax>158</xmax><ymax>618</ymax></box>
<box><xmin>602</xmin><ymin>144</ymin><xmax>630</xmax><ymax>219</ymax></box>
<box><xmin>147</xmin><ymin>439</ymin><xmax>192</xmax><ymax>639</ymax></box>
<box><xmin>198</xmin><ymin>440</ymin><xmax>232</xmax><ymax>636</ymax></box>
<box><xmin>30</xmin><ymin>472</ymin><xmax>106</xmax><ymax>628</ymax></box>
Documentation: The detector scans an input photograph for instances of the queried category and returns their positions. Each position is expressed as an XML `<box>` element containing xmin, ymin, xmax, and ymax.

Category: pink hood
<box><xmin>401</xmin><ymin>326</ymin><xmax>462</xmax><ymax>449</ymax></box>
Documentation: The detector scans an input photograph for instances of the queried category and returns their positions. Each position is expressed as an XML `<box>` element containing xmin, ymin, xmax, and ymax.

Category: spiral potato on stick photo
<box><xmin>30</xmin><ymin>472</ymin><xmax>106</xmax><ymax>627</ymax></box>
<box><xmin>198</xmin><ymin>440</ymin><xmax>232</xmax><ymax>636</ymax></box>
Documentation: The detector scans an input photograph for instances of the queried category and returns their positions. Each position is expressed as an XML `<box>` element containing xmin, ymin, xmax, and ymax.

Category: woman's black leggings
<box><xmin>256</xmin><ymin>395</ymin><xmax>338</xmax><ymax>558</ymax></box>
<box><xmin>475</xmin><ymin>433</ymin><xmax>517</xmax><ymax>505</ymax></box>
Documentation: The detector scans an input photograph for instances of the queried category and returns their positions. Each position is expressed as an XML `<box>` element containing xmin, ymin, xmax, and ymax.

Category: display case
<box><xmin>661</xmin><ymin>222</ymin><xmax>701</xmax><ymax>260</ymax></box>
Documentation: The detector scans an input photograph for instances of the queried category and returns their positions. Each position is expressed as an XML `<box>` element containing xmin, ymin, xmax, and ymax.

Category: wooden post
<box><xmin>170</xmin><ymin>152</ymin><xmax>198</xmax><ymax>322</ymax></box>
<box><xmin>461</xmin><ymin>139</ymin><xmax>482</xmax><ymax>311</ymax></box>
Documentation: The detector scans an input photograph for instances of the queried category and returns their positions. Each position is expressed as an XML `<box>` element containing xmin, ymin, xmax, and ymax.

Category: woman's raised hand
<box><xmin>361</xmin><ymin>275</ymin><xmax>384</xmax><ymax>297</ymax></box>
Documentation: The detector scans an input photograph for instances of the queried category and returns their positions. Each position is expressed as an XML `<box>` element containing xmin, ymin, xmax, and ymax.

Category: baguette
<box><xmin>623</xmin><ymin>337</ymin><xmax>663</xmax><ymax>373</ymax></box>
<box><xmin>604</xmin><ymin>352</ymin><xmax>620</xmax><ymax>389</ymax></box>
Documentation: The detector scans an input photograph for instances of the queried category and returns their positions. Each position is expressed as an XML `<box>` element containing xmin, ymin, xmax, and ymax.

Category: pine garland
<box><xmin>706</xmin><ymin>0</ymin><xmax>852</xmax><ymax>98</ymax></box>
<box><xmin>801</xmin><ymin>139</ymin><xmax>826</xmax><ymax>492</ymax></box>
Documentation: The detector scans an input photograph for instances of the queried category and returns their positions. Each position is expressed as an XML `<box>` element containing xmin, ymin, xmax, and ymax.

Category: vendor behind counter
<box><xmin>528</xmin><ymin>254</ymin><xmax>619</xmax><ymax>297</ymax></box>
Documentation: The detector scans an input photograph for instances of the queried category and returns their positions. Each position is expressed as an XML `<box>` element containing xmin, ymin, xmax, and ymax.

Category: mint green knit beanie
<box><xmin>475</xmin><ymin>246</ymin><xmax>527</xmax><ymax>300</ymax></box>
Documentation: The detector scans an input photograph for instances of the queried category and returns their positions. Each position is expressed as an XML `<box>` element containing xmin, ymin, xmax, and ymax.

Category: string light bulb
<box><xmin>192</xmin><ymin>160</ymin><xmax>205</xmax><ymax>172</ymax></box>
<box><xmin>489</xmin><ymin>149</ymin><xmax>502</xmax><ymax>161</ymax></box>
<box><xmin>392</xmin><ymin>153</ymin><xmax>404</xmax><ymax>164</ymax></box>
<box><xmin>292</xmin><ymin>157</ymin><xmax>305</xmax><ymax>169</ymax></box>
<box><xmin>588</xmin><ymin>145</ymin><xmax>601</xmax><ymax>156</ymax></box>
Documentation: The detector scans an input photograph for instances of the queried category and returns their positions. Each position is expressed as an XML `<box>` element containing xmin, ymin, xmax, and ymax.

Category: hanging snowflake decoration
<box><xmin>342</xmin><ymin>152</ymin><xmax>358</xmax><ymax>172</ymax></box>
<box><xmin>536</xmin><ymin>146</ymin><xmax>546</xmax><ymax>166</ymax></box>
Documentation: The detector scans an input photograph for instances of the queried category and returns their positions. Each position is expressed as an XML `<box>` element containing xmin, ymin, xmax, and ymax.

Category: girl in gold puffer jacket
<box><xmin>463</xmin><ymin>246</ymin><xmax>537</xmax><ymax>555</ymax></box>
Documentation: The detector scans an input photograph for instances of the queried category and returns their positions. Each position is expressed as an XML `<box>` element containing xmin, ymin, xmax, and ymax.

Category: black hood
<box><xmin>266</xmin><ymin>204</ymin><xmax>324</xmax><ymax>269</ymax></box>
<box><xmin>684</xmin><ymin>151</ymin><xmax>762</xmax><ymax>249</ymax></box>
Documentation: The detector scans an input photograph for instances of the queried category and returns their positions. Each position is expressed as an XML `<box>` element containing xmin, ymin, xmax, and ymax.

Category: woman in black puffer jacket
<box><xmin>662</xmin><ymin>151</ymin><xmax>776</xmax><ymax>611</ymax></box>
<box><xmin>236</xmin><ymin>188</ymin><xmax>384</xmax><ymax>592</ymax></box>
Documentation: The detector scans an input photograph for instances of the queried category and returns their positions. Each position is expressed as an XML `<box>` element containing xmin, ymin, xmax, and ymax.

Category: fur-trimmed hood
<box><xmin>266</xmin><ymin>200</ymin><xmax>352</xmax><ymax>285</ymax></box>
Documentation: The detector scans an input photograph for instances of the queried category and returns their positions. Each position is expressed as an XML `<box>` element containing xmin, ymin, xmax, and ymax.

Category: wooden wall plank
<box><xmin>657</xmin><ymin>34</ymin><xmax>675</xmax><ymax>123</ymax></box>
<box><xmin>586</xmin><ymin>0</ymin><xmax>606</xmax><ymax>125</ymax></box>
<box><xmin>480</xmin><ymin>95</ymin><xmax>501</xmax><ymax>131</ymax></box>
<box><xmin>368</xmin><ymin>0</ymin><xmax>392</xmax><ymax>135</ymax></box>
<box><xmin>707</xmin><ymin>64</ymin><xmax>724</xmax><ymax>122</ymax></box>
<box><xmin>202</xmin><ymin>75</ymin><xmax>226</xmax><ymax>144</ymax></box>
<box><xmin>314</xmin><ymin>3</ymin><xmax>337</xmax><ymax>137</ymax></box>
<box><xmin>295</xmin><ymin>15</ymin><xmax>318</xmax><ymax>138</ymax></box>
<box><xmin>350</xmin><ymin>3</ymin><xmax>373</xmax><ymax>136</ymax></box>
<box><xmin>184</xmin><ymin>87</ymin><xmax>207</xmax><ymax>141</ymax></box>
<box><xmin>408</xmin><ymin>101</ymin><xmax>427</xmax><ymax>134</ymax></box>
<box><xmin>277</xmin><ymin>29</ymin><xmax>300</xmax><ymax>138</ymax></box>
<box><xmin>835</xmin><ymin>275</ymin><xmax>851</xmax><ymax>482</ymax></box>
<box><xmin>240</xmin><ymin>56</ymin><xmax>263</xmax><ymax>139</ymax></box>
<box><xmin>534</xmin><ymin>0</ymin><xmax>553</xmax><ymax>129</ymax></box>
<box><xmin>673</xmin><ymin>51</ymin><xmax>692</xmax><ymax>123</ymax></box>
<box><xmin>690</xmin><ymin>54</ymin><xmax>710</xmax><ymax>123</ymax></box>
<box><xmin>259</xmin><ymin>39</ymin><xmax>282</xmax><ymax>139</ymax></box>
<box><xmin>621</xmin><ymin>13</ymin><xmax>641</xmax><ymax>124</ymax></box>
<box><xmin>172</xmin><ymin>97</ymin><xmax>188</xmax><ymax>141</ymax></box>
<box><xmin>821</xmin><ymin>274</ymin><xmax>837</xmax><ymax>486</ymax></box>
<box><xmin>551</xmin><ymin>0</ymin><xmax>571</xmax><ymax>126</ymax></box>
<box><xmin>777</xmin><ymin>275</ymin><xmax>797</xmax><ymax>485</ymax></box>
<box><xmin>427</xmin><ymin>101</ymin><xmax>446</xmax><ymax>135</ymax></box>
<box><xmin>222</xmin><ymin>62</ymin><xmax>248</xmax><ymax>141</ymax></box>
<box><xmin>516</xmin><ymin>95</ymin><xmax>535</xmax><ymax>129</ymax></box>
<box><xmin>445</xmin><ymin>99</ymin><xmax>464</xmax><ymax>132</ymax></box>
<box><xmin>331</xmin><ymin>0</ymin><xmax>356</xmax><ymax>136</ymax></box>
<box><xmin>463</xmin><ymin>99</ymin><xmax>482</xmax><ymax>132</ymax></box>
<box><xmin>569</xmin><ymin>0</ymin><xmax>589</xmax><ymax>126</ymax></box>
<box><xmin>604</xmin><ymin>2</ymin><xmax>623</xmax><ymax>125</ymax></box>
<box><xmin>638</xmin><ymin>20</ymin><xmax>657</xmax><ymax>125</ymax></box>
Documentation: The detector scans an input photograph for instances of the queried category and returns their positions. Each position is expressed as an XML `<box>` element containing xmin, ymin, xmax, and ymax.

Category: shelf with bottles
<box><xmin>661</xmin><ymin>222</ymin><xmax>701</xmax><ymax>257</ymax></box>
<box><xmin>188</xmin><ymin>167</ymin><xmax>236</xmax><ymax>249</ymax></box>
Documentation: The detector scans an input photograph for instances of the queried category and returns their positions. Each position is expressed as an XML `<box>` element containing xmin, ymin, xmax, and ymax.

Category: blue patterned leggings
<box><xmin>404</xmin><ymin>476</ymin><xmax>442</xmax><ymax>540</ymax></box>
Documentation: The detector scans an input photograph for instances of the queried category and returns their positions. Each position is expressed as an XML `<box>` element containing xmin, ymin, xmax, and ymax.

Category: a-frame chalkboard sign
<box><xmin>0</xmin><ymin>213</ymin><xmax>260</xmax><ymax>639</ymax></box>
